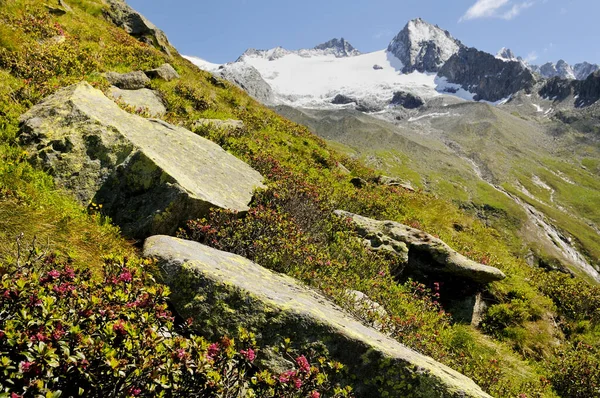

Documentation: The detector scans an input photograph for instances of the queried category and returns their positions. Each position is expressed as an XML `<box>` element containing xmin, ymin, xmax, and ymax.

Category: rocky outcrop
<box><xmin>374</xmin><ymin>175</ymin><xmax>416</xmax><ymax>192</ymax></box>
<box><xmin>109</xmin><ymin>87</ymin><xmax>167</xmax><ymax>117</ymax></box>
<box><xmin>331</xmin><ymin>94</ymin><xmax>357</xmax><ymax>105</ymax></box>
<box><xmin>334</xmin><ymin>210</ymin><xmax>506</xmax><ymax>284</ymax></box>
<box><xmin>438</xmin><ymin>47</ymin><xmax>536</xmax><ymax>102</ymax></box>
<box><xmin>105</xmin><ymin>71</ymin><xmax>150</xmax><ymax>90</ymax></box>
<box><xmin>103</xmin><ymin>0</ymin><xmax>173</xmax><ymax>56</ymax></box>
<box><xmin>387</xmin><ymin>18</ymin><xmax>464</xmax><ymax>73</ymax></box>
<box><xmin>390</xmin><ymin>91</ymin><xmax>424</xmax><ymax>109</ymax></box>
<box><xmin>144</xmin><ymin>63</ymin><xmax>180</xmax><ymax>82</ymax></box>
<box><xmin>216</xmin><ymin>63</ymin><xmax>275</xmax><ymax>104</ymax></box>
<box><xmin>18</xmin><ymin>82</ymin><xmax>264</xmax><ymax>238</ymax></box>
<box><xmin>538</xmin><ymin>70</ymin><xmax>600</xmax><ymax>107</ymax></box>
<box><xmin>313</xmin><ymin>38</ymin><xmax>361</xmax><ymax>57</ymax></box>
<box><xmin>46</xmin><ymin>0</ymin><xmax>72</xmax><ymax>15</ymax></box>
<box><xmin>144</xmin><ymin>235</ymin><xmax>493</xmax><ymax>398</ymax></box>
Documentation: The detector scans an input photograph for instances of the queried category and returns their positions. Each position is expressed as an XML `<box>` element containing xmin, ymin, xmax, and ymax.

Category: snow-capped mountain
<box><xmin>496</xmin><ymin>47</ymin><xmax>518</xmax><ymax>62</ymax></box>
<box><xmin>387</xmin><ymin>18</ymin><xmax>463</xmax><ymax>73</ymax></box>
<box><xmin>574</xmin><ymin>62</ymin><xmax>600</xmax><ymax>80</ymax></box>
<box><xmin>536</xmin><ymin>60</ymin><xmax>576</xmax><ymax>80</ymax></box>
<box><xmin>238</xmin><ymin>37</ymin><xmax>360</xmax><ymax>62</ymax></box>
<box><xmin>186</xmin><ymin>18</ymin><xmax>599</xmax><ymax>112</ymax></box>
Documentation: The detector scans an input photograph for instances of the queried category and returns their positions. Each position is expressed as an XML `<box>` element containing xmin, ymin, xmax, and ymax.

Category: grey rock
<box><xmin>373</xmin><ymin>64</ymin><xmax>384</xmax><ymax>70</ymax></box>
<box><xmin>331</xmin><ymin>94</ymin><xmax>357</xmax><ymax>105</ymax></box>
<box><xmin>313</xmin><ymin>38</ymin><xmax>361</xmax><ymax>57</ymax></box>
<box><xmin>387</xmin><ymin>18</ymin><xmax>464</xmax><ymax>73</ymax></box>
<box><xmin>194</xmin><ymin>118</ymin><xmax>246</xmax><ymax>133</ymax></box>
<box><xmin>217</xmin><ymin>63</ymin><xmax>275</xmax><ymax>104</ymax></box>
<box><xmin>109</xmin><ymin>87</ymin><xmax>167</xmax><ymax>117</ymax></box>
<box><xmin>438</xmin><ymin>47</ymin><xmax>536</xmax><ymax>102</ymax></box>
<box><xmin>390</xmin><ymin>91</ymin><xmax>424</xmax><ymax>109</ymax></box>
<box><xmin>103</xmin><ymin>0</ymin><xmax>173</xmax><ymax>56</ymax></box>
<box><xmin>345</xmin><ymin>290</ymin><xmax>388</xmax><ymax>331</ymax></box>
<box><xmin>105</xmin><ymin>71</ymin><xmax>150</xmax><ymax>90</ymax></box>
<box><xmin>375</xmin><ymin>175</ymin><xmax>416</xmax><ymax>191</ymax></box>
<box><xmin>46</xmin><ymin>0</ymin><xmax>72</xmax><ymax>14</ymax></box>
<box><xmin>143</xmin><ymin>235</ymin><xmax>493</xmax><ymax>398</ymax></box>
<box><xmin>334</xmin><ymin>210</ymin><xmax>507</xmax><ymax>284</ymax></box>
<box><xmin>18</xmin><ymin>82</ymin><xmax>264</xmax><ymax>238</ymax></box>
<box><xmin>145</xmin><ymin>63</ymin><xmax>180</xmax><ymax>82</ymax></box>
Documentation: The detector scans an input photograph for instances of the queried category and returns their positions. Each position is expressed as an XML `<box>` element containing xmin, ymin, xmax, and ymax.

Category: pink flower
<box><xmin>279</xmin><ymin>370</ymin><xmax>296</xmax><ymax>383</ymax></box>
<box><xmin>63</xmin><ymin>266</ymin><xmax>76</xmax><ymax>280</ymax></box>
<box><xmin>240</xmin><ymin>348</ymin><xmax>256</xmax><ymax>362</ymax></box>
<box><xmin>207</xmin><ymin>343</ymin><xmax>219</xmax><ymax>359</ymax></box>
<box><xmin>128</xmin><ymin>387</ymin><xmax>142</xmax><ymax>396</ymax></box>
<box><xmin>310</xmin><ymin>392</ymin><xmax>321</xmax><ymax>398</ymax></box>
<box><xmin>48</xmin><ymin>270</ymin><xmax>60</xmax><ymax>279</ymax></box>
<box><xmin>296</xmin><ymin>355</ymin><xmax>310</xmax><ymax>373</ymax></box>
<box><xmin>19</xmin><ymin>361</ymin><xmax>33</xmax><ymax>373</ymax></box>
<box><xmin>175</xmin><ymin>348</ymin><xmax>187</xmax><ymax>360</ymax></box>
<box><xmin>113</xmin><ymin>320</ymin><xmax>127</xmax><ymax>336</ymax></box>
<box><xmin>294</xmin><ymin>378</ymin><xmax>303</xmax><ymax>389</ymax></box>
<box><xmin>119</xmin><ymin>270</ymin><xmax>132</xmax><ymax>283</ymax></box>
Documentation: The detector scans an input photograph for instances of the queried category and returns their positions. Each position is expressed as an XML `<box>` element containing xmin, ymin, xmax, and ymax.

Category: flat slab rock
<box><xmin>109</xmin><ymin>86</ymin><xmax>167</xmax><ymax>117</ymax></box>
<box><xmin>19</xmin><ymin>82</ymin><xmax>264</xmax><ymax>238</ymax></box>
<box><xmin>335</xmin><ymin>210</ymin><xmax>506</xmax><ymax>284</ymax></box>
<box><xmin>144</xmin><ymin>235</ymin><xmax>492</xmax><ymax>398</ymax></box>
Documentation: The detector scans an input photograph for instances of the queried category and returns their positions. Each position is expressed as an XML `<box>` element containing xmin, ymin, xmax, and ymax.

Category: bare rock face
<box><xmin>438</xmin><ymin>47</ymin><xmax>536</xmax><ymax>102</ymax></box>
<box><xmin>334</xmin><ymin>210</ymin><xmax>506</xmax><ymax>284</ymax></box>
<box><xmin>144</xmin><ymin>235</ymin><xmax>493</xmax><ymax>398</ymax></box>
<box><xmin>103</xmin><ymin>0</ymin><xmax>173</xmax><ymax>56</ymax></box>
<box><xmin>19</xmin><ymin>82</ymin><xmax>264</xmax><ymax>238</ymax></box>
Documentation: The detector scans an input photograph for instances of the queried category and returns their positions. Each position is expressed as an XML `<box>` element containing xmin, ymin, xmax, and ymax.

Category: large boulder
<box><xmin>334</xmin><ymin>210</ymin><xmax>506</xmax><ymax>284</ymax></box>
<box><xmin>103</xmin><ymin>0</ymin><xmax>173</xmax><ymax>56</ymax></box>
<box><xmin>144</xmin><ymin>63</ymin><xmax>180</xmax><ymax>82</ymax></box>
<box><xmin>19</xmin><ymin>82</ymin><xmax>264</xmax><ymax>238</ymax></box>
<box><xmin>144</xmin><ymin>235</ymin><xmax>493</xmax><ymax>398</ymax></box>
<box><xmin>215</xmin><ymin>63</ymin><xmax>275</xmax><ymax>104</ymax></box>
<box><xmin>105</xmin><ymin>71</ymin><xmax>150</xmax><ymax>90</ymax></box>
<box><xmin>109</xmin><ymin>87</ymin><xmax>167</xmax><ymax>117</ymax></box>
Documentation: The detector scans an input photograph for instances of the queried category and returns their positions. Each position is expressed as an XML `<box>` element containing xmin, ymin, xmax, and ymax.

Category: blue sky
<box><xmin>128</xmin><ymin>0</ymin><xmax>600</xmax><ymax>66</ymax></box>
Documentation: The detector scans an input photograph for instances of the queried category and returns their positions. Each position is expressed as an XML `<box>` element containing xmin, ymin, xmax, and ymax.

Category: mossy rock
<box><xmin>144</xmin><ymin>235</ymin><xmax>493</xmax><ymax>398</ymax></box>
<box><xmin>19</xmin><ymin>82</ymin><xmax>265</xmax><ymax>238</ymax></box>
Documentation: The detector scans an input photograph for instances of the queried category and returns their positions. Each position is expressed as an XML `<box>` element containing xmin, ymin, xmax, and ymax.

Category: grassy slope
<box><xmin>1</xmin><ymin>0</ymin><xmax>599</xmax><ymax>396</ymax></box>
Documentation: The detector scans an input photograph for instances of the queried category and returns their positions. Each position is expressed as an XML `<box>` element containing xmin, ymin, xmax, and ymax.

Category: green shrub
<box><xmin>0</xmin><ymin>250</ymin><xmax>353</xmax><ymax>397</ymax></box>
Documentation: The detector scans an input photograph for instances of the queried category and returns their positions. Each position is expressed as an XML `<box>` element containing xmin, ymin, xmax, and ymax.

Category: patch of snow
<box><xmin>408</xmin><ymin>112</ymin><xmax>451</xmax><ymax>122</ymax></box>
<box><xmin>532</xmin><ymin>103</ymin><xmax>544</xmax><ymax>113</ymax></box>
<box><xmin>184</xmin><ymin>55</ymin><xmax>222</xmax><ymax>72</ymax></box>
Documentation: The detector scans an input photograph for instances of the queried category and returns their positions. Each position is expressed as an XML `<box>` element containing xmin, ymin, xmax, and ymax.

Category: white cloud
<box><xmin>460</xmin><ymin>0</ymin><xmax>536</xmax><ymax>22</ymax></box>
<box><xmin>525</xmin><ymin>51</ymin><xmax>538</xmax><ymax>62</ymax></box>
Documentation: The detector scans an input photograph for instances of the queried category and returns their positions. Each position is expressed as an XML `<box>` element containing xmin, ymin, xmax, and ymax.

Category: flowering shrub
<box><xmin>0</xmin><ymin>252</ymin><xmax>352</xmax><ymax>397</ymax></box>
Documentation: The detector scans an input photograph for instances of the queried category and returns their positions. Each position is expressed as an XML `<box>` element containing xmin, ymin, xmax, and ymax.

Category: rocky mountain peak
<box><xmin>387</xmin><ymin>18</ymin><xmax>464</xmax><ymax>73</ymax></box>
<box><xmin>537</xmin><ymin>60</ymin><xmax>576</xmax><ymax>80</ymax></box>
<box><xmin>574</xmin><ymin>62</ymin><xmax>600</xmax><ymax>80</ymax></box>
<box><xmin>313</xmin><ymin>37</ymin><xmax>361</xmax><ymax>57</ymax></box>
<box><xmin>496</xmin><ymin>47</ymin><xmax>517</xmax><ymax>61</ymax></box>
